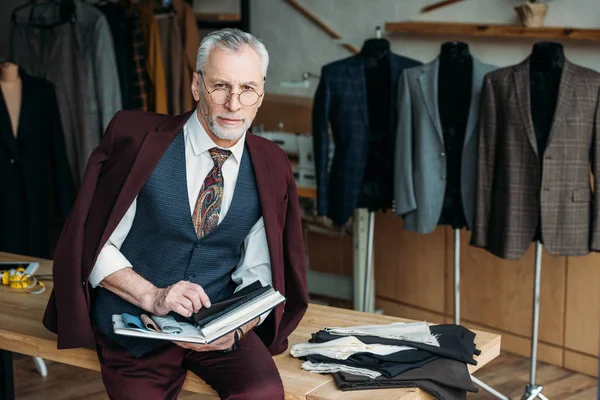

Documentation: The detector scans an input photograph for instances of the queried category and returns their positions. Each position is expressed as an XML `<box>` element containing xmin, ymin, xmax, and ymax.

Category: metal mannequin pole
<box><xmin>453</xmin><ymin>229</ymin><xmax>509</xmax><ymax>400</ymax></box>
<box><xmin>521</xmin><ymin>242</ymin><xmax>549</xmax><ymax>400</ymax></box>
<box><xmin>362</xmin><ymin>211</ymin><xmax>376</xmax><ymax>313</ymax></box>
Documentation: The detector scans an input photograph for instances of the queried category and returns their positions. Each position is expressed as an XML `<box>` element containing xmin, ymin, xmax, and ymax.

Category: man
<box><xmin>43</xmin><ymin>28</ymin><xmax>308</xmax><ymax>399</ymax></box>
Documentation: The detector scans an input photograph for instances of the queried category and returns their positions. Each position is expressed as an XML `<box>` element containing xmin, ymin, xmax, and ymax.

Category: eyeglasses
<box><xmin>198</xmin><ymin>71</ymin><xmax>264</xmax><ymax>106</ymax></box>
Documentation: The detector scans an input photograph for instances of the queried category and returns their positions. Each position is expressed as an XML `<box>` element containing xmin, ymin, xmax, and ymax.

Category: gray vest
<box><xmin>91</xmin><ymin>131</ymin><xmax>261</xmax><ymax>357</ymax></box>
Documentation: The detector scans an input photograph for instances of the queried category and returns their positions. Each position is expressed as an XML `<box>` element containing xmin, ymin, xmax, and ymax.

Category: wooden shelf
<box><xmin>385</xmin><ymin>21</ymin><xmax>600</xmax><ymax>42</ymax></box>
<box><xmin>195</xmin><ymin>12</ymin><xmax>240</xmax><ymax>22</ymax></box>
<box><xmin>297</xmin><ymin>186</ymin><xmax>317</xmax><ymax>199</ymax></box>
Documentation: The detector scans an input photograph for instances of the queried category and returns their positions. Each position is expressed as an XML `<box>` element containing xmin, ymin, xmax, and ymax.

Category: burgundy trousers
<box><xmin>94</xmin><ymin>330</ymin><xmax>284</xmax><ymax>400</ymax></box>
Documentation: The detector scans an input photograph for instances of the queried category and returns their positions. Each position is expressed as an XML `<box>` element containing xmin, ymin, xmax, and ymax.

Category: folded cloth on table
<box><xmin>332</xmin><ymin>358</ymin><xmax>478</xmax><ymax>400</ymax></box>
<box><xmin>301</xmin><ymin>361</ymin><xmax>382</xmax><ymax>379</ymax></box>
<box><xmin>305</xmin><ymin>352</ymin><xmax>438</xmax><ymax>378</ymax></box>
<box><xmin>311</xmin><ymin>324</ymin><xmax>478</xmax><ymax>365</ymax></box>
<box><xmin>324</xmin><ymin>321</ymin><xmax>439</xmax><ymax>346</ymax></box>
<box><xmin>291</xmin><ymin>336</ymin><xmax>415</xmax><ymax>360</ymax></box>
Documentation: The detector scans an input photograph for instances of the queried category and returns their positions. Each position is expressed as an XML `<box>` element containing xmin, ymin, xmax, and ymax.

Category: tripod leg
<box><xmin>454</xmin><ymin>228</ymin><xmax>460</xmax><ymax>325</ymax></box>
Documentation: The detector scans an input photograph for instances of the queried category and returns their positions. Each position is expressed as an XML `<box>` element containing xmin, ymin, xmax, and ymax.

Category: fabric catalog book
<box><xmin>112</xmin><ymin>281</ymin><xmax>285</xmax><ymax>344</ymax></box>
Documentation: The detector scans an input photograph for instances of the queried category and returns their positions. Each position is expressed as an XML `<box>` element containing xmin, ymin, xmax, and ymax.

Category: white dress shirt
<box><xmin>89</xmin><ymin>112</ymin><xmax>272</xmax><ymax>324</ymax></box>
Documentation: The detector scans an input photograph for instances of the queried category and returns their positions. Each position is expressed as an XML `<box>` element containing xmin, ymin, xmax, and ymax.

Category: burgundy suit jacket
<box><xmin>43</xmin><ymin>110</ymin><xmax>308</xmax><ymax>355</ymax></box>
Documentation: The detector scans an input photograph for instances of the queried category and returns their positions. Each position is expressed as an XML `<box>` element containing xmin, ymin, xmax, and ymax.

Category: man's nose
<box><xmin>226</xmin><ymin>94</ymin><xmax>242</xmax><ymax>112</ymax></box>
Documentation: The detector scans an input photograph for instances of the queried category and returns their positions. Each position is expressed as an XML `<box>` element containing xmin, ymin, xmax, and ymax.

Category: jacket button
<box><xmin>82</xmin><ymin>281</ymin><xmax>86</xmax><ymax>287</ymax></box>
<box><xmin>10</xmin><ymin>159</ymin><xmax>15</xmax><ymax>164</ymax></box>
<box><xmin>441</xmin><ymin>176</ymin><xmax>446</xmax><ymax>180</ymax></box>
<box><xmin>440</xmin><ymin>152</ymin><xmax>445</xmax><ymax>157</ymax></box>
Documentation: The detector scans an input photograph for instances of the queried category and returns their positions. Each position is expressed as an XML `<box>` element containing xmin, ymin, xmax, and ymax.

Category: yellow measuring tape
<box><xmin>0</xmin><ymin>267</ymin><xmax>45</xmax><ymax>295</ymax></box>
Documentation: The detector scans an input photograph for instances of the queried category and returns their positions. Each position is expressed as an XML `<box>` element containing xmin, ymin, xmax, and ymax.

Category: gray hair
<box><xmin>196</xmin><ymin>28</ymin><xmax>269</xmax><ymax>79</ymax></box>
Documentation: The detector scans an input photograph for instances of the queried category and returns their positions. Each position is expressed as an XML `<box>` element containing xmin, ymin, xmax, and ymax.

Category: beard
<box><xmin>203</xmin><ymin>112</ymin><xmax>250</xmax><ymax>142</ymax></box>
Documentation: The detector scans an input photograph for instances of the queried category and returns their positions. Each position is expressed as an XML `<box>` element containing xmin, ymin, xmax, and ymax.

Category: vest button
<box><xmin>187</xmin><ymin>273</ymin><xmax>196</xmax><ymax>279</ymax></box>
<box><xmin>196</xmin><ymin>242</ymin><xmax>201</xmax><ymax>248</ymax></box>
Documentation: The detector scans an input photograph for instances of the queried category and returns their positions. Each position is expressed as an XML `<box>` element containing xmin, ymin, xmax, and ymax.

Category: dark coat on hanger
<box><xmin>313</xmin><ymin>53</ymin><xmax>421</xmax><ymax>226</ymax></box>
<box><xmin>0</xmin><ymin>68</ymin><xmax>74</xmax><ymax>258</ymax></box>
<box><xmin>471</xmin><ymin>58</ymin><xmax>600</xmax><ymax>260</ymax></box>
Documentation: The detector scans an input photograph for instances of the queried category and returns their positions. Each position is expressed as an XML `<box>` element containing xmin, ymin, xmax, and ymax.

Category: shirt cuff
<box><xmin>88</xmin><ymin>244</ymin><xmax>133</xmax><ymax>288</ymax></box>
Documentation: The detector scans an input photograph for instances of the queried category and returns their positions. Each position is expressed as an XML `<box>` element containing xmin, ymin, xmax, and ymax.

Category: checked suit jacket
<box><xmin>312</xmin><ymin>53</ymin><xmax>421</xmax><ymax>226</ymax></box>
<box><xmin>471</xmin><ymin>58</ymin><xmax>600</xmax><ymax>260</ymax></box>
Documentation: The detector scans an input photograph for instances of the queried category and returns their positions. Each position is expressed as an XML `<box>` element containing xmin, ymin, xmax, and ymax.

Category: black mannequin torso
<box><xmin>437</xmin><ymin>41</ymin><xmax>472</xmax><ymax>229</ymax></box>
<box><xmin>358</xmin><ymin>38</ymin><xmax>393</xmax><ymax>211</ymax></box>
<box><xmin>530</xmin><ymin>42</ymin><xmax>564</xmax><ymax>157</ymax></box>
<box><xmin>529</xmin><ymin>42</ymin><xmax>564</xmax><ymax>242</ymax></box>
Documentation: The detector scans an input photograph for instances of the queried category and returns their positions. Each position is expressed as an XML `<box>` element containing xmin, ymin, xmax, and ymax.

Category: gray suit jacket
<box><xmin>394</xmin><ymin>57</ymin><xmax>496</xmax><ymax>234</ymax></box>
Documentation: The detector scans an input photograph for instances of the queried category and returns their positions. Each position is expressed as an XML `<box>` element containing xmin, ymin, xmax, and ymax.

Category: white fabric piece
<box><xmin>324</xmin><ymin>321</ymin><xmax>439</xmax><ymax>347</ymax></box>
<box><xmin>291</xmin><ymin>336</ymin><xmax>414</xmax><ymax>360</ymax></box>
<box><xmin>301</xmin><ymin>361</ymin><xmax>381</xmax><ymax>379</ymax></box>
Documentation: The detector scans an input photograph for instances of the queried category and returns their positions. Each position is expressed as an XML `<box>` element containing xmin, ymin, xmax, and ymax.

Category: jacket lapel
<box><xmin>545</xmin><ymin>59</ymin><xmax>575</xmax><ymax>150</ymax></box>
<box><xmin>464</xmin><ymin>58</ymin><xmax>487</xmax><ymax>148</ymax></box>
<box><xmin>347</xmin><ymin>57</ymin><xmax>369</xmax><ymax>127</ymax></box>
<box><xmin>0</xmin><ymin>83</ymin><xmax>18</xmax><ymax>159</ymax></box>
<box><xmin>99</xmin><ymin>111</ymin><xmax>194</xmax><ymax>249</ymax></box>
<box><xmin>418</xmin><ymin>59</ymin><xmax>443</xmax><ymax>143</ymax></box>
<box><xmin>513</xmin><ymin>59</ymin><xmax>539</xmax><ymax>158</ymax></box>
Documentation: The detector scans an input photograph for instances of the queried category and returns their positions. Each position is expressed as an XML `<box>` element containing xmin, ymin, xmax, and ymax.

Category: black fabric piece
<box><xmin>95</xmin><ymin>2</ymin><xmax>131</xmax><ymax>110</ymax></box>
<box><xmin>310</xmin><ymin>324</ymin><xmax>478</xmax><ymax>366</ymax></box>
<box><xmin>437</xmin><ymin>41</ymin><xmax>472</xmax><ymax>229</ymax></box>
<box><xmin>332</xmin><ymin>358</ymin><xmax>477</xmax><ymax>400</ymax></box>
<box><xmin>357</xmin><ymin>38</ymin><xmax>394</xmax><ymax>212</ymax></box>
<box><xmin>191</xmin><ymin>281</ymin><xmax>269</xmax><ymax>328</ymax></box>
<box><xmin>529</xmin><ymin>41</ymin><xmax>564</xmax><ymax>242</ymax></box>
<box><xmin>305</xmin><ymin>352</ymin><xmax>438</xmax><ymax>378</ymax></box>
<box><xmin>0</xmin><ymin>68</ymin><xmax>74</xmax><ymax>258</ymax></box>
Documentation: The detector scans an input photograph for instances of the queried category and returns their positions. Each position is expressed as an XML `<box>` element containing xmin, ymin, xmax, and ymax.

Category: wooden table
<box><xmin>0</xmin><ymin>252</ymin><xmax>501</xmax><ymax>399</ymax></box>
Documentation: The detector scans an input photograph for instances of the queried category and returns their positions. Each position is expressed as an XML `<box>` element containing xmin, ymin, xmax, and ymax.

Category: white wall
<box><xmin>245</xmin><ymin>0</ymin><xmax>600</xmax><ymax>97</ymax></box>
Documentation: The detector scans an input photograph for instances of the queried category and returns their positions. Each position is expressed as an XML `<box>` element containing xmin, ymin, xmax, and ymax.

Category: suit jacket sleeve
<box><xmin>394</xmin><ymin>70</ymin><xmax>417</xmax><ymax>216</ymax></box>
<box><xmin>591</xmin><ymin>88</ymin><xmax>600</xmax><ymax>250</ymax></box>
<box><xmin>48</xmin><ymin>82</ymin><xmax>75</xmax><ymax>218</ymax></box>
<box><xmin>471</xmin><ymin>75</ymin><xmax>497</xmax><ymax>248</ymax></box>
<box><xmin>43</xmin><ymin>111</ymin><xmax>124</xmax><ymax>349</ymax></box>
<box><xmin>312</xmin><ymin>68</ymin><xmax>331</xmax><ymax>217</ymax></box>
<box><xmin>93</xmin><ymin>13</ymin><xmax>122</xmax><ymax>131</ymax></box>
<box><xmin>268</xmin><ymin>154</ymin><xmax>308</xmax><ymax>354</ymax></box>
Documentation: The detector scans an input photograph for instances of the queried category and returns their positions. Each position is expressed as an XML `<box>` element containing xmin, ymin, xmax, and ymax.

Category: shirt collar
<box><xmin>186</xmin><ymin>112</ymin><xmax>245</xmax><ymax>163</ymax></box>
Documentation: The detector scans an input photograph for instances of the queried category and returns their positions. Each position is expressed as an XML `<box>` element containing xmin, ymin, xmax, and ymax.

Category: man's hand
<box><xmin>146</xmin><ymin>281</ymin><xmax>212</xmax><ymax>317</ymax></box>
<box><xmin>174</xmin><ymin>317</ymin><xmax>260</xmax><ymax>352</ymax></box>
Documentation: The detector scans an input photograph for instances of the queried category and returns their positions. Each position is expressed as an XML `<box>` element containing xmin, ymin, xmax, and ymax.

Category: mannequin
<box><xmin>358</xmin><ymin>38</ymin><xmax>393</xmax><ymax>212</ymax></box>
<box><xmin>437</xmin><ymin>41</ymin><xmax>472</xmax><ymax>229</ymax></box>
<box><xmin>529</xmin><ymin>42</ymin><xmax>564</xmax><ymax>242</ymax></box>
<box><xmin>0</xmin><ymin>62</ymin><xmax>22</xmax><ymax>138</ymax></box>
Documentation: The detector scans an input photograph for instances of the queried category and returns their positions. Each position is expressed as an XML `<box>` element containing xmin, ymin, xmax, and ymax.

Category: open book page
<box><xmin>112</xmin><ymin>315</ymin><xmax>209</xmax><ymax>343</ymax></box>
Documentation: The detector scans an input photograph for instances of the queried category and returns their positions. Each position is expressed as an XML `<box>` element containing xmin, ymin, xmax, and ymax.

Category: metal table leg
<box><xmin>0</xmin><ymin>349</ymin><xmax>15</xmax><ymax>400</ymax></box>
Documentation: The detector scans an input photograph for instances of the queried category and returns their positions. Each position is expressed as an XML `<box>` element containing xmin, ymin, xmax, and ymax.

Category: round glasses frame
<box><xmin>198</xmin><ymin>71</ymin><xmax>264</xmax><ymax>106</ymax></box>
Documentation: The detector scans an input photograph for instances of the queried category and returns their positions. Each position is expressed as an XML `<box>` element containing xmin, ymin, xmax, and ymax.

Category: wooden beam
<box><xmin>385</xmin><ymin>21</ymin><xmax>600</xmax><ymax>42</ymax></box>
<box><xmin>420</xmin><ymin>0</ymin><xmax>465</xmax><ymax>14</ymax></box>
<box><xmin>195</xmin><ymin>12</ymin><xmax>240</xmax><ymax>22</ymax></box>
<box><xmin>285</xmin><ymin>0</ymin><xmax>359</xmax><ymax>55</ymax></box>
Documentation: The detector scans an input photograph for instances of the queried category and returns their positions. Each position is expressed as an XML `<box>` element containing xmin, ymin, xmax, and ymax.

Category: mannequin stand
<box><xmin>353</xmin><ymin>209</ymin><xmax>376</xmax><ymax>313</ymax></box>
<box><xmin>453</xmin><ymin>229</ymin><xmax>509</xmax><ymax>400</ymax></box>
<box><xmin>520</xmin><ymin>242</ymin><xmax>548</xmax><ymax>400</ymax></box>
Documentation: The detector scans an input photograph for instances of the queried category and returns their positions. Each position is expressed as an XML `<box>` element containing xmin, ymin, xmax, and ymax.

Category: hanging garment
<box><xmin>11</xmin><ymin>15</ymin><xmax>92</xmax><ymax>182</ymax></box>
<box><xmin>0</xmin><ymin>68</ymin><xmax>74</xmax><ymax>258</ymax></box>
<box><xmin>136</xmin><ymin>3</ymin><xmax>168</xmax><ymax>114</ymax></box>
<box><xmin>312</xmin><ymin>53</ymin><xmax>421</xmax><ymax>226</ymax></box>
<box><xmin>156</xmin><ymin>13</ymin><xmax>182</xmax><ymax>115</ymax></box>
<box><xmin>393</xmin><ymin>57</ymin><xmax>496</xmax><ymax>234</ymax></box>
<box><xmin>95</xmin><ymin>1</ymin><xmax>132</xmax><ymax>110</ymax></box>
<box><xmin>77</xmin><ymin>3</ymin><xmax>122</xmax><ymax>143</ymax></box>
<box><xmin>172</xmin><ymin>0</ymin><xmax>200</xmax><ymax>111</ymax></box>
<box><xmin>471</xmin><ymin>58</ymin><xmax>600</xmax><ymax>259</ymax></box>
<box><xmin>129</xmin><ymin>8</ymin><xmax>150</xmax><ymax>111</ymax></box>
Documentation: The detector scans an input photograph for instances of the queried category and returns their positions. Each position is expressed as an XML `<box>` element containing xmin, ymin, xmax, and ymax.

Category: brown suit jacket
<box><xmin>471</xmin><ymin>59</ymin><xmax>600</xmax><ymax>260</ymax></box>
<box><xmin>43</xmin><ymin>110</ymin><xmax>308</xmax><ymax>355</ymax></box>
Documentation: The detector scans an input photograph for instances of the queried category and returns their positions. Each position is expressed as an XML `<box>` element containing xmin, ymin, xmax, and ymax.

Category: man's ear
<box><xmin>192</xmin><ymin>72</ymin><xmax>201</xmax><ymax>102</ymax></box>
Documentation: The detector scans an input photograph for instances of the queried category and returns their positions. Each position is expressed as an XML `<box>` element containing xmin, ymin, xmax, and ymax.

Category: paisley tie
<box><xmin>192</xmin><ymin>147</ymin><xmax>232</xmax><ymax>238</ymax></box>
